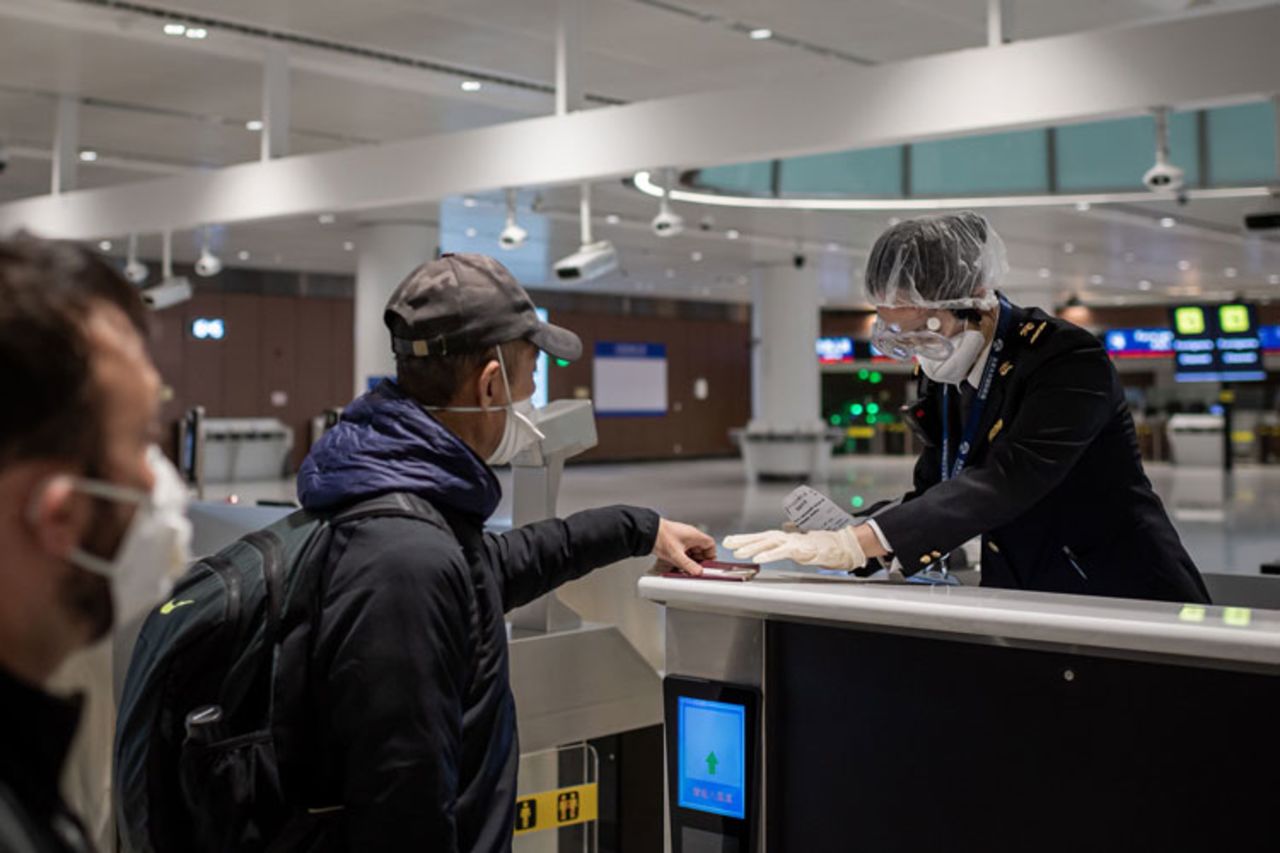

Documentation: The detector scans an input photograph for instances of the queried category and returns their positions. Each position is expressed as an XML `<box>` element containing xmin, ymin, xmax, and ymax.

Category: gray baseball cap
<box><xmin>384</xmin><ymin>253</ymin><xmax>582</xmax><ymax>361</ymax></box>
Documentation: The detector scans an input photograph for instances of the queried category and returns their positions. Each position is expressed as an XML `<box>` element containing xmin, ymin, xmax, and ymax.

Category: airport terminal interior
<box><xmin>4</xmin><ymin>0</ymin><xmax>1280</xmax><ymax>850</ymax></box>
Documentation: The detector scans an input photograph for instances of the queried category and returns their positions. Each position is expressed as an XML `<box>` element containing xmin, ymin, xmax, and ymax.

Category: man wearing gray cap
<box><xmin>289</xmin><ymin>253</ymin><xmax>713</xmax><ymax>852</ymax></box>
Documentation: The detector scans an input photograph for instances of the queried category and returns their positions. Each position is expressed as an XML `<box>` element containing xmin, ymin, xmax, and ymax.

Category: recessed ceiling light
<box><xmin>464</xmin><ymin>227</ymin><xmax>477</xmax><ymax>238</ymax></box>
<box><xmin>1270</xmin><ymin>274</ymin><xmax>1280</xmax><ymax>285</ymax></box>
<box><xmin>245</xmin><ymin>119</ymin><xmax>264</xmax><ymax>131</ymax></box>
<box><xmin>888</xmin><ymin>217</ymin><xmax>902</xmax><ymax>226</ymax></box>
<box><xmin>462</xmin><ymin>197</ymin><xmax>477</xmax><ymax>208</ymax></box>
<box><xmin>1160</xmin><ymin>216</ymin><xmax>1177</xmax><ymax>228</ymax></box>
<box><xmin>605</xmin><ymin>214</ymin><xmax>620</xmax><ymax>225</ymax></box>
<box><xmin>78</xmin><ymin>150</ymin><xmax>98</xmax><ymax>162</ymax></box>
<box><xmin>318</xmin><ymin>213</ymin><xmax>336</xmax><ymax>225</ymax></box>
<box><xmin>691</xmin><ymin>251</ymin><xmax>703</xmax><ymax>262</ymax></box>
<box><xmin>826</xmin><ymin>242</ymin><xmax>840</xmax><ymax>251</ymax></box>
<box><xmin>1178</xmin><ymin>259</ymin><xmax>1192</xmax><ymax>271</ymax></box>
<box><xmin>1138</xmin><ymin>279</ymin><xmax>1153</xmax><ymax>291</ymax></box>
<box><xmin>1075</xmin><ymin>201</ymin><xmax>1091</xmax><ymax>212</ymax></box>
<box><xmin>1224</xmin><ymin>266</ymin><xmax>1238</xmax><ymax>278</ymax></box>
<box><xmin>184</xmin><ymin>27</ymin><xmax>208</xmax><ymax>40</ymax></box>
<box><xmin>1089</xmin><ymin>274</ymin><xmax>1104</xmax><ymax>285</ymax></box>
<box><xmin>736</xmin><ymin>275</ymin><xmax>749</xmax><ymax>286</ymax></box>
<box><xmin>699</xmin><ymin>287</ymin><xmax>711</xmax><ymax>296</ymax></box>
<box><xmin>749</xmin><ymin>28</ymin><xmax>773</xmax><ymax>40</ymax></box>
<box><xmin>665</xmin><ymin>268</ymin><xmax>676</xmax><ymax>279</ymax></box>
<box><xmin>1038</xmin><ymin>268</ymin><xmax>1051</xmax><ymax>279</ymax></box>
<box><xmin>1124</xmin><ymin>252</ymin><xmax>1135</xmax><ymax>263</ymax></box>
<box><xmin>725</xmin><ymin>228</ymin><xmax>740</xmax><ymax>240</ymax></box>
<box><xmin>236</xmin><ymin>250</ymin><xmax>250</xmax><ymax>261</ymax></box>
<box><xmin>460</xmin><ymin>80</ymin><xmax>482</xmax><ymax>92</ymax></box>
<box><xmin>1062</xmin><ymin>242</ymin><xmax>1075</xmax><ymax>254</ymax></box>
<box><xmin>97</xmin><ymin>240</ymin><xmax>112</xmax><ymax>251</ymax></box>
<box><xmin>342</xmin><ymin>241</ymin><xmax>355</xmax><ymax>252</ymax></box>
<box><xmin>163</xmin><ymin>22</ymin><xmax>186</xmax><ymax>36</ymax></box>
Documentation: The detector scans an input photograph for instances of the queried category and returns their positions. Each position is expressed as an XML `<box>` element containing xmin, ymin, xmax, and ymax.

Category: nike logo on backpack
<box><xmin>160</xmin><ymin>599</ymin><xmax>195</xmax><ymax>615</ymax></box>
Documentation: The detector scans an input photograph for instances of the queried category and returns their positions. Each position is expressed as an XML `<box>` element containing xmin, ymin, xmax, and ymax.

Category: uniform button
<box><xmin>931</xmin><ymin>550</ymin><xmax>942</xmax><ymax>558</ymax></box>
<box><xmin>920</xmin><ymin>555</ymin><xmax>932</xmax><ymax>565</ymax></box>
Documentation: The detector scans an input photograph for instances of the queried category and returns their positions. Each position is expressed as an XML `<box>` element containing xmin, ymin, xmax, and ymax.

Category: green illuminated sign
<box><xmin>1174</xmin><ymin>306</ymin><xmax>1205</xmax><ymax>336</ymax></box>
<box><xmin>1219</xmin><ymin>304</ymin><xmax>1251</xmax><ymax>334</ymax></box>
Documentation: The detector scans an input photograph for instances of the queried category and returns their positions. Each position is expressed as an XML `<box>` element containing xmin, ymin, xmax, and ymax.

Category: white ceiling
<box><xmin>0</xmin><ymin>0</ymin><xmax>1276</xmax><ymax>308</ymax></box>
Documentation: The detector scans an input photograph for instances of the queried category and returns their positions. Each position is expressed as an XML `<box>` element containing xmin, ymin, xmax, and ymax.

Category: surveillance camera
<box><xmin>141</xmin><ymin>276</ymin><xmax>193</xmax><ymax>311</ymax></box>
<box><xmin>499</xmin><ymin>221</ymin><xmax>528</xmax><ymax>250</ymax></box>
<box><xmin>123</xmin><ymin>258</ymin><xmax>149</xmax><ymax>285</ymax></box>
<box><xmin>194</xmin><ymin>248</ymin><xmax>222</xmax><ymax>277</ymax></box>
<box><xmin>0</xmin><ymin>144</ymin><xmax>8</xmax><ymax>175</ymax></box>
<box><xmin>1143</xmin><ymin>161</ymin><xmax>1185</xmax><ymax>193</ymax></box>
<box><xmin>651</xmin><ymin>209</ymin><xmax>684</xmax><ymax>237</ymax></box>
<box><xmin>554</xmin><ymin>240</ymin><xmax>619</xmax><ymax>282</ymax></box>
<box><xmin>793</xmin><ymin>254</ymin><xmax>807</xmax><ymax>270</ymax></box>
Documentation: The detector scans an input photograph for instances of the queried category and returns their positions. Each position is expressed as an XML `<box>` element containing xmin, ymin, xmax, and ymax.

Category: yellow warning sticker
<box><xmin>514</xmin><ymin>783</ymin><xmax>599</xmax><ymax>836</ymax></box>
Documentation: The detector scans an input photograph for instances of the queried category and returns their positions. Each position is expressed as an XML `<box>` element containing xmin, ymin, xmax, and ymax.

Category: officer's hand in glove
<box><xmin>723</xmin><ymin>526</ymin><xmax>867</xmax><ymax>571</ymax></box>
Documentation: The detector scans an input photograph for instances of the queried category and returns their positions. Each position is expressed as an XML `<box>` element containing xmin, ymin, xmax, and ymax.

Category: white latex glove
<box><xmin>722</xmin><ymin>526</ymin><xmax>867</xmax><ymax>571</ymax></box>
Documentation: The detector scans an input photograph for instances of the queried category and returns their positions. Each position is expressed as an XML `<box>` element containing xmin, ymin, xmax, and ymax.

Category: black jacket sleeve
<box><xmin>319</xmin><ymin>518</ymin><xmax>474</xmax><ymax>851</ymax></box>
<box><xmin>874</xmin><ymin>342</ymin><xmax>1114</xmax><ymax>571</ymax></box>
<box><xmin>486</xmin><ymin>505</ymin><xmax>661</xmax><ymax>611</ymax></box>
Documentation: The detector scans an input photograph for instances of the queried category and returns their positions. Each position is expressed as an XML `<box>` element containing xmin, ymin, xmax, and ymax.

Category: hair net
<box><xmin>864</xmin><ymin>212</ymin><xmax>1007</xmax><ymax>311</ymax></box>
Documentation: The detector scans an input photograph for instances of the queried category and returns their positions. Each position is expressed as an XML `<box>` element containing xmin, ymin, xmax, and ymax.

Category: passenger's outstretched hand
<box><xmin>653</xmin><ymin>519</ymin><xmax>717</xmax><ymax>576</ymax></box>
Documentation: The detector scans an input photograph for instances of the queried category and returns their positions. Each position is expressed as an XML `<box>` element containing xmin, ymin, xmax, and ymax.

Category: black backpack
<box><xmin>114</xmin><ymin>492</ymin><xmax>446</xmax><ymax>853</ymax></box>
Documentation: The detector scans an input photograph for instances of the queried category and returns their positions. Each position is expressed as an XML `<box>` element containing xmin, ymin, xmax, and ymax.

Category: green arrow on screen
<box><xmin>706</xmin><ymin>752</ymin><xmax>719</xmax><ymax>775</ymax></box>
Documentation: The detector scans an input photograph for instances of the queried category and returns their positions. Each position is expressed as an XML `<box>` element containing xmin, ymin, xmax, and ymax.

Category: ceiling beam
<box><xmin>3</xmin><ymin>4</ymin><xmax>1279</xmax><ymax>240</ymax></box>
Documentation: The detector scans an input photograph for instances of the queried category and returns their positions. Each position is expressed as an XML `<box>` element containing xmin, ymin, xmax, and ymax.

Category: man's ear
<box><xmin>476</xmin><ymin>358</ymin><xmax>504</xmax><ymax>409</ymax></box>
<box><xmin>27</xmin><ymin>475</ymin><xmax>87</xmax><ymax>560</ymax></box>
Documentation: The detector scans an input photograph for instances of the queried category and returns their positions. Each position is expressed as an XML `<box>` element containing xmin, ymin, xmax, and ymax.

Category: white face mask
<box><xmin>63</xmin><ymin>446</ymin><xmax>193</xmax><ymax>627</ymax></box>
<box><xmin>917</xmin><ymin>327</ymin><xmax>987</xmax><ymax>385</ymax></box>
<box><xmin>422</xmin><ymin>345</ymin><xmax>546</xmax><ymax>467</ymax></box>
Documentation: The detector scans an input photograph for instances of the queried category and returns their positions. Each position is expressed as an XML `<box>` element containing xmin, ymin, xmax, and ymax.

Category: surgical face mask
<box><xmin>62</xmin><ymin>446</ymin><xmax>192</xmax><ymax>628</ymax></box>
<box><xmin>917</xmin><ymin>327</ymin><xmax>987</xmax><ymax>385</ymax></box>
<box><xmin>422</xmin><ymin>345</ymin><xmax>546</xmax><ymax>467</ymax></box>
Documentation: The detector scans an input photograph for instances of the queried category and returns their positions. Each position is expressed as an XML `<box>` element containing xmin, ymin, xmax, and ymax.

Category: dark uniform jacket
<box><xmin>288</xmin><ymin>381</ymin><xmax>660</xmax><ymax>852</ymax></box>
<box><xmin>873</xmin><ymin>299</ymin><xmax>1210</xmax><ymax>603</ymax></box>
<box><xmin>0</xmin><ymin>667</ymin><xmax>94</xmax><ymax>853</ymax></box>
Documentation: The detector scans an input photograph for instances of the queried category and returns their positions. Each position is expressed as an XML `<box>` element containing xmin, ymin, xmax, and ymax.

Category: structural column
<box><xmin>742</xmin><ymin>258</ymin><xmax>831</xmax><ymax>480</ymax></box>
<box><xmin>353</xmin><ymin>220</ymin><xmax>437</xmax><ymax>397</ymax></box>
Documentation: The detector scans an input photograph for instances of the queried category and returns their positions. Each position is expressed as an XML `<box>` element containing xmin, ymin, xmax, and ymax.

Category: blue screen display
<box><xmin>678</xmin><ymin>696</ymin><xmax>746</xmax><ymax>819</ymax></box>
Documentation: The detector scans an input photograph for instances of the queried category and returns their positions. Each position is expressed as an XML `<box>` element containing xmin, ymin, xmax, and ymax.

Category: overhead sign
<box><xmin>513</xmin><ymin>783</ymin><xmax>599</xmax><ymax>836</ymax></box>
<box><xmin>1170</xmin><ymin>303</ymin><xmax>1265</xmax><ymax>383</ymax></box>
<box><xmin>1103</xmin><ymin>327</ymin><xmax>1174</xmax><ymax>358</ymax></box>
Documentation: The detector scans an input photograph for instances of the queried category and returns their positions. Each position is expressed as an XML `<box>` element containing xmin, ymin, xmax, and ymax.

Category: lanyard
<box><xmin>940</xmin><ymin>296</ymin><xmax>1013</xmax><ymax>482</ymax></box>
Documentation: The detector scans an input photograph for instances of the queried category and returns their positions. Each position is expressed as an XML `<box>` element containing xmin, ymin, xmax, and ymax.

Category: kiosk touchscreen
<box><xmin>664</xmin><ymin>677</ymin><xmax>760</xmax><ymax>853</ymax></box>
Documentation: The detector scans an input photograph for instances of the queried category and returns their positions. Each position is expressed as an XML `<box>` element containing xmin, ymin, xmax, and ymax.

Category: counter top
<box><xmin>638</xmin><ymin>571</ymin><xmax>1280</xmax><ymax>669</ymax></box>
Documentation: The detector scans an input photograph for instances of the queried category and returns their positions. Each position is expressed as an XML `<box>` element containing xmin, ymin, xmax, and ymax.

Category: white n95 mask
<box><xmin>65</xmin><ymin>446</ymin><xmax>193</xmax><ymax>627</ymax></box>
<box><xmin>917</xmin><ymin>328</ymin><xmax>987</xmax><ymax>385</ymax></box>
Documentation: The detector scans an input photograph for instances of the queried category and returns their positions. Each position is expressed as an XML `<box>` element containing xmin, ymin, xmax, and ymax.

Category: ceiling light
<box><xmin>1038</xmin><ymin>268</ymin><xmax>1051</xmax><ymax>279</ymax></box>
<box><xmin>1062</xmin><ymin>242</ymin><xmax>1075</xmax><ymax>254</ymax></box>
<box><xmin>1224</xmin><ymin>266</ymin><xmax>1238</xmax><ymax>278</ymax></box>
<box><xmin>185</xmin><ymin>27</ymin><xmax>208</xmax><ymax>40</ymax></box>
<box><xmin>665</xmin><ymin>268</ymin><xmax>676</xmax><ymax>279</ymax></box>
<box><xmin>1089</xmin><ymin>274</ymin><xmax>1104</xmax><ymax>285</ymax></box>
<box><xmin>98</xmin><ymin>240</ymin><xmax>112</xmax><ymax>252</ymax></box>
<box><xmin>749</xmin><ymin>28</ymin><xmax>773</xmax><ymax>40</ymax></box>
<box><xmin>1178</xmin><ymin>259</ymin><xmax>1192</xmax><ymax>271</ymax></box>
<box><xmin>691</xmin><ymin>251</ymin><xmax>703</xmax><ymax>262</ymax></box>
<box><xmin>736</xmin><ymin>275</ymin><xmax>749</xmax><ymax>286</ymax></box>
<box><xmin>318</xmin><ymin>213</ymin><xmax>336</xmax><ymax>225</ymax></box>
<box><xmin>237</xmin><ymin>250</ymin><xmax>250</xmax><ymax>261</ymax></box>
<box><xmin>462</xmin><ymin>197</ymin><xmax>477</xmax><ymax>208</ymax></box>
<box><xmin>465</xmin><ymin>227</ymin><xmax>478</xmax><ymax>238</ymax></box>
<box><xmin>163</xmin><ymin>22</ymin><xmax>186</xmax><ymax>36</ymax></box>
<box><xmin>1139</xmin><ymin>280</ymin><xmax>1153</xmax><ymax>291</ymax></box>
<box><xmin>78</xmin><ymin>150</ymin><xmax>98</xmax><ymax>162</ymax></box>
<box><xmin>725</xmin><ymin>228</ymin><xmax>740</xmax><ymax>240</ymax></box>
<box><xmin>460</xmin><ymin>80</ymin><xmax>482</xmax><ymax>92</ymax></box>
<box><xmin>245</xmin><ymin>119</ymin><xmax>264</xmax><ymax>131</ymax></box>
<box><xmin>826</xmin><ymin>242</ymin><xmax>840</xmax><ymax>251</ymax></box>
<box><xmin>1124</xmin><ymin>252</ymin><xmax>1136</xmax><ymax>263</ymax></box>
<box><xmin>888</xmin><ymin>217</ymin><xmax>902</xmax><ymax>226</ymax></box>
<box><xmin>1270</xmin><ymin>274</ymin><xmax>1280</xmax><ymax>285</ymax></box>
<box><xmin>1160</xmin><ymin>216</ymin><xmax>1177</xmax><ymax>228</ymax></box>
<box><xmin>343</xmin><ymin>241</ymin><xmax>355</xmax><ymax>252</ymax></box>
<box><xmin>1075</xmin><ymin>201</ymin><xmax>1091</xmax><ymax>212</ymax></box>
<box><xmin>605</xmin><ymin>214</ymin><xmax>620</xmax><ymax>225</ymax></box>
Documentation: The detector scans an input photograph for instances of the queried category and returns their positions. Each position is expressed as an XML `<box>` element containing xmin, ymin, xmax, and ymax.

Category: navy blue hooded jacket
<box><xmin>287</xmin><ymin>381</ymin><xmax>659</xmax><ymax>852</ymax></box>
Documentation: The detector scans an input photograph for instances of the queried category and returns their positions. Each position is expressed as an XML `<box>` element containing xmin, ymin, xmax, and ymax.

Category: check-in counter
<box><xmin>640</xmin><ymin>572</ymin><xmax>1280</xmax><ymax>852</ymax></box>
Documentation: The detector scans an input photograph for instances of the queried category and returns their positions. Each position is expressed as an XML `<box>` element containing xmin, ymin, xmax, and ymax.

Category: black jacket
<box><xmin>285</xmin><ymin>381</ymin><xmax>660</xmax><ymax>851</ymax></box>
<box><xmin>874</xmin><ymin>300</ymin><xmax>1209</xmax><ymax>603</ymax></box>
<box><xmin>0</xmin><ymin>666</ymin><xmax>94</xmax><ymax>853</ymax></box>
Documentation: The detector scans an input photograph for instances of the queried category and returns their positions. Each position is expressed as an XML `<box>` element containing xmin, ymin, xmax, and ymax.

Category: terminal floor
<box><xmin>205</xmin><ymin>456</ymin><xmax>1280</xmax><ymax>576</ymax></box>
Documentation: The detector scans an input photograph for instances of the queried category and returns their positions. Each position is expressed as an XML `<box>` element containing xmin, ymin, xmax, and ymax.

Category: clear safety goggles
<box><xmin>870</xmin><ymin>316</ymin><xmax>956</xmax><ymax>362</ymax></box>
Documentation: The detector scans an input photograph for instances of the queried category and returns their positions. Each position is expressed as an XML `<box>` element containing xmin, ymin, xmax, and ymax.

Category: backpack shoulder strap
<box><xmin>329</xmin><ymin>492</ymin><xmax>449</xmax><ymax>533</ymax></box>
